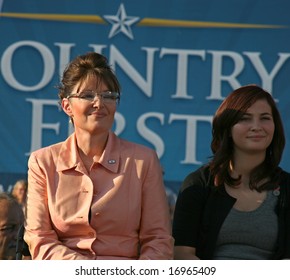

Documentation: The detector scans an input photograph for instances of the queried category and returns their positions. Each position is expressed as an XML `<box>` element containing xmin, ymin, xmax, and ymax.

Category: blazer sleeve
<box><xmin>137</xmin><ymin>150</ymin><xmax>174</xmax><ymax>260</ymax></box>
<box><xmin>24</xmin><ymin>151</ymin><xmax>91</xmax><ymax>260</ymax></box>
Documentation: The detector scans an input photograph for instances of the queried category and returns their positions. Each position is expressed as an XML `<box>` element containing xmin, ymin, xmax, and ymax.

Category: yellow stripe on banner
<box><xmin>0</xmin><ymin>13</ymin><xmax>287</xmax><ymax>29</ymax></box>
<box><xmin>0</xmin><ymin>13</ymin><xmax>106</xmax><ymax>24</ymax></box>
<box><xmin>138</xmin><ymin>18</ymin><xmax>287</xmax><ymax>29</ymax></box>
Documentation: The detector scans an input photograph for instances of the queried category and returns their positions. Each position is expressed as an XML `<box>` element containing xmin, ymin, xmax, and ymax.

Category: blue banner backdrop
<box><xmin>1</xmin><ymin>0</ymin><xmax>290</xmax><ymax>192</ymax></box>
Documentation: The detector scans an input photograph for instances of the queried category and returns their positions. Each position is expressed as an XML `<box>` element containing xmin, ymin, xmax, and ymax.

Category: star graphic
<box><xmin>103</xmin><ymin>3</ymin><xmax>140</xmax><ymax>40</ymax></box>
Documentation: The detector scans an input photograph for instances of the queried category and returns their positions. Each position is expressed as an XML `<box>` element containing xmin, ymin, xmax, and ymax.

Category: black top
<box><xmin>172</xmin><ymin>165</ymin><xmax>290</xmax><ymax>259</ymax></box>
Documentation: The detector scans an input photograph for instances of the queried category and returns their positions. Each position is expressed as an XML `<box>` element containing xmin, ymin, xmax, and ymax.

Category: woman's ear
<box><xmin>61</xmin><ymin>98</ymin><xmax>73</xmax><ymax>118</ymax></box>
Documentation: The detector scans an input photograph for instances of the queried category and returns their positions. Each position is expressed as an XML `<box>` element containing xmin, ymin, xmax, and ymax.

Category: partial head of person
<box><xmin>210</xmin><ymin>84</ymin><xmax>285</xmax><ymax>189</ymax></box>
<box><xmin>58</xmin><ymin>52</ymin><xmax>121</xmax><ymax>133</ymax></box>
<box><xmin>0</xmin><ymin>192</ymin><xmax>24</xmax><ymax>260</ymax></box>
<box><xmin>11</xmin><ymin>179</ymin><xmax>28</xmax><ymax>205</ymax></box>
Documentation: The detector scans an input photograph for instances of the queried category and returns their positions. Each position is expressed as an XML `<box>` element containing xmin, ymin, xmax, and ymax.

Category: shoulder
<box><xmin>181</xmin><ymin>165</ymin><xmax>212</xmax><ymax>192</ymax></box>
<box><xmin>118</xmin><ymin>137</ymin><xmax>157</xmax><ymax>158</ymax></box>
<box><xmin>278</xmin><ymin>168</ymin><xmax>290</xmax><ymax>185</ymax></box>
<box><xmin>30</xmin><ymin>142</ymin><xmax>63</xmax><ymax>157</ymax></box>
<box><xmin>177</xmin><ymin>165</ymin><xmax>214</xmax><ymax>202</ymax></box>
<box><xmin>28</xmin><ymin>142</ymin><xmax>63</xmax><ymax>166</ymax></box>
<box><xmin>276</xmin><ymin>168</ymin><xmax>290</xmax><ymax>209</ymax></box>
<box><xmin>280</xmin><ymin>169</ymin><xmax>290</xmax><ymax>177</ymax></box>
<box><xmin>175</xmin><ymin>165</ymin><xmax>213</xmax><ymax>209</ymax></box>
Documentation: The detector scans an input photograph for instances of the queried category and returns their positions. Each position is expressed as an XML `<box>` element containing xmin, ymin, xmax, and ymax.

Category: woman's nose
<box><xmin>92</xmin><ymin>95</ymin><xmax>104</xmax><ymax>107</ymax></box>
<box><xmin>250</xmin><ymin>119</ymin><xmax>262</xmax><ymax>131</ymax></box>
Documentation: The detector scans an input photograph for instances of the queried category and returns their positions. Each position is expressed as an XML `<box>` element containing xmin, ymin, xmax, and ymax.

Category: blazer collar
<box><xmin>56</xmin><ymin>131</ymin><xmax>120</xmax><ymax>173</ymax></box>
<box><xmin>99</xmin><ymin>131</ymin><xmax>120</xmax><ymax>173</ymax></box>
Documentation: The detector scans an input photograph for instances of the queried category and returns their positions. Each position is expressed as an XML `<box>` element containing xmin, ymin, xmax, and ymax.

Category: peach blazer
<box><xmin>24</xmin><ymin>131</ymin><xmax>173</xmax><ymax>259</ymax></box>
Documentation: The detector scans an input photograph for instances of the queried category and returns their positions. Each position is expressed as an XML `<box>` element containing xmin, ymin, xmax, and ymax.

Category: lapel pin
<box><xmin>273</xmin><ymin>187</ymin><xmax>280</xmax><ymax>196</ymax></box>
